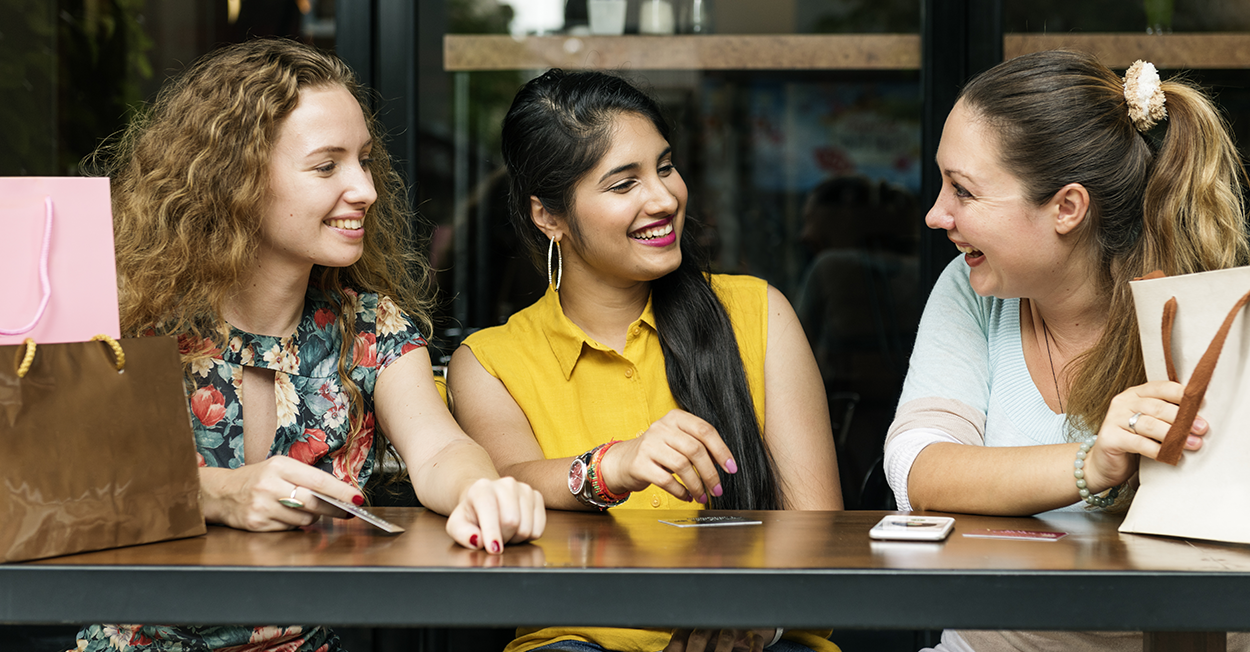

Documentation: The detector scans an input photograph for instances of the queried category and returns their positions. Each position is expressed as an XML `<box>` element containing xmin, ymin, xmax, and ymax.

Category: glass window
<box><xmin>2</xmin><ymin>0</ymin><xmax>337</xmax><ymax>177</ymax></box>
<box><xmin>1003</xmin><ymin>2</ymin><xmax>1250</xmax><ymax>161</ymax></box>
<box><xmin>1006</xmin><ymin>0</ymin><xmax>1250</xmax><ymax>33</ymax></box>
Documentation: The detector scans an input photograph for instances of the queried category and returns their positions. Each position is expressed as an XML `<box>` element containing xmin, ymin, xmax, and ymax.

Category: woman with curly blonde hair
<box><xmin>77</xmin><ymin>38</ymin><xmax>544</xmax><ymax>652</ymax></box>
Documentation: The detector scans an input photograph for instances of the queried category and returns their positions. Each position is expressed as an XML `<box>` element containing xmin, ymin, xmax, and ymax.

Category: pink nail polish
<box><xmin>725</xmin><ymin>458</ymin><xmax>738</xmax><ymax>474</ymax></box>
<box><xmin>712</xmin><ymin>484</ymin><xmax>723</xmax><ymax>497</ymax></box>
<box><xmin>351</xmin><ymin>494</ymin><xmax>365</xmax><ymax>506</ymax></box>
<box><xmin>469</xmin><ymin>534</ymin><xmax>479</xmax><ymax>547</ymax></box>
<box><xmin>697</xmin><ymin>494</ymin><xmax>707</xmax><ymax>503</ymax></box>
<box><xmin>490</xmin><ymin>540</ymin><xmax>501</xmax><ymax>553</ymax></box>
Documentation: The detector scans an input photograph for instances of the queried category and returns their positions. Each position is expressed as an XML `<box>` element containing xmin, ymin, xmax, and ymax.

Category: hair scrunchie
<box><xmin>1124</xmin><ymin>60</ymin><xmax>1167</xmax><ymax>131</ymax></box>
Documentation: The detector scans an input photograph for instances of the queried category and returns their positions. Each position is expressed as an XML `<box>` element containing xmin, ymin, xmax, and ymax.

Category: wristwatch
<box><xmin>568</xmin><ymin>450</ymin><xmax>614</xmax><ymax>510</ymax></box>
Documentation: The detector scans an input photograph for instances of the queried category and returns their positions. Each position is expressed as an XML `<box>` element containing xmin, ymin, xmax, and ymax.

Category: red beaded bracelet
<box><xmin>589</xmin><ymin>440</ymin><xmax>630</xmax><ymax>504</ymax></box>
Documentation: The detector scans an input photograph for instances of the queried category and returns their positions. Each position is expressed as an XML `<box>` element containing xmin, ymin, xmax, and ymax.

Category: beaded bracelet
<box><xmin>589</xmin><ymin>440</ymin><xmax>630</xmax><ymax>505</ymax></box>
<box><xmin>1074</xmin><ymin>436</ymin><xmax>1121</xmax><ymax>508</ymax></box>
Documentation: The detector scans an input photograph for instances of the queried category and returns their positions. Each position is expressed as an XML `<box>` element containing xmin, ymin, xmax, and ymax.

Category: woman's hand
<box><xmin>598</xmin><ymin>409</ymin><xmax>737</xmax><ymax>503</ymax></box>
<box><xmin>197</xmin><ymin>456</ymin><xmax>364</xmax><ymax>531</ymax></box>
<box><xmin>1084</xmin><ymin>380</ymin><xmax>1208</xmax><ymax>493</ymax></box>
<box><xmin>665</xmin><ymin>628</ymin><xmax>778</xmax><ymax>652</ymax></box>
<box><xmin>445</xmin><ymin>476</ymin><xmax>546</xmax><ymax>554</ymax></box>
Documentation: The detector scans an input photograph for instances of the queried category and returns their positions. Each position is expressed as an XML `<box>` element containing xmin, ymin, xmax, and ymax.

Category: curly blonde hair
<box><xmin>88</xmin><ymin>38</ymin><xmax>435</xmax><ymax>485</ymax></box>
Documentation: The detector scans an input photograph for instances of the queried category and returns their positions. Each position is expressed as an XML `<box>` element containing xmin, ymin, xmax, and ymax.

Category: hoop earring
<box><xmin>547</xmin><ymin>236</ymin><xmax>563</xmax><ymax>292</ymax></box>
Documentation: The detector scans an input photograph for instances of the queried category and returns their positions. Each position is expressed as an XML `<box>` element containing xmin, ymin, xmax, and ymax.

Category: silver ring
<box><xmin>278</xmin><ymin>486</ymin><xmax>305</xmax><ymax>509</ymax></box>
<box><xmin>1127</xmin><ymin>412</ymin><xmax>1143</xmax><ymax>434</ymax></box>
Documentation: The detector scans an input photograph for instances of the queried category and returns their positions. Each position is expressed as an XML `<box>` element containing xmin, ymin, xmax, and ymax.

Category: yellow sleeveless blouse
<box><xmin>462</xmin><ymin>274</ymin><xmax>838</xmax><ymax>652</ymax></box>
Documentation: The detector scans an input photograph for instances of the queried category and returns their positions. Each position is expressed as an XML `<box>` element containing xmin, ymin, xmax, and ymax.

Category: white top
<box><xmin>884</xmin><ymin>256</ymin><xmax>1081</xmax><ymax>512</ymax></box>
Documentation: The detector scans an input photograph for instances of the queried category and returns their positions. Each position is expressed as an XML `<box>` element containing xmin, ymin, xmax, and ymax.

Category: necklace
<box><xmin>1041</xmin><ymin>319</ymin><xmax>1064</xmax><ymax>414</ymax></box>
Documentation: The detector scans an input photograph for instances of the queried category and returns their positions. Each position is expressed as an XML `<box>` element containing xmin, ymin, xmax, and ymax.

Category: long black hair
<box><xmin>500</xmin><ymin>69</ymin><xmax>781</xmax><ymax>510</ymax></box>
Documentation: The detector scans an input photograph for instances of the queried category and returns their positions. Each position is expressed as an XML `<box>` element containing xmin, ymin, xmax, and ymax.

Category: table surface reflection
<box><xmin>5</xmin><ymin>509</ymin><xmax>1250</xmax><ymax>631</ymax></box>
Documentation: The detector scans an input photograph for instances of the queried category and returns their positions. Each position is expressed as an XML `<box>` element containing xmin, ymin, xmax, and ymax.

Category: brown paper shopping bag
<box><xmin>1121</xmin><ymin>266</ymin><xmax>1250</xmax><ymax>544</ymax></box>
<box><xmin>1</xmin><ymin>336</ymin><xmax>205</xmax><ymax>562</ymax></box>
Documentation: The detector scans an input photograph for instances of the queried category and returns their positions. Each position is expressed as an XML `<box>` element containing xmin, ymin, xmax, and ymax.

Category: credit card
<box><xmin>961</xmin><ymin>528</ymin><xmax>1066</xmax><ymax>542</ymax></box>
<box><xmin>309</xmin><ymin>489</ymin><xmax>405</xmax><ymax>534</ymax></box>
<box><xmin>660</xmin><ymin>515</ymin><xmax>762</xmax><ymax>527</ymax></box>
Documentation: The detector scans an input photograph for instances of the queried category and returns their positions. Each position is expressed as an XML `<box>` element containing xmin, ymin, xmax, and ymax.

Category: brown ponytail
<box><xmin>959</xmin><ymin>50</ymin><xmax>1249</xmax><ymax>438</ymax></box>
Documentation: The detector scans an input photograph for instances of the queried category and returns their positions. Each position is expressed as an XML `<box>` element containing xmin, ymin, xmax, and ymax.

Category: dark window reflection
<box><xmin>1006</xmin><ymin>0</ymin><xmax>1250</xmax><ymax>33</ymax></box>
<box><xmin>3</xmin><ymin>0</ymin><xmax>333</xmax><ymax>177</ymax></box>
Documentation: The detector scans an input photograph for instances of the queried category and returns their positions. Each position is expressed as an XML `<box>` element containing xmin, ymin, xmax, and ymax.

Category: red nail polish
<box><xmin>470</xmin><ymin>534</ymin><xmax>479</xmax><ymax>547</ymax></box>
<box><xmin>351</xmin><ymin>494</ymin><xmax>365</xmax><ymax>506</ymax></box>
<box><xmin>490</xmin><ymin>540</ymin><xmax>501</xmax><ymax>553</ymax></box>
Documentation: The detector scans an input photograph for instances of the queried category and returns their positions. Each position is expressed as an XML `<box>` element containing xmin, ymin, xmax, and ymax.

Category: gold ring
<box><xmin>278</xmin><ymin>486</ymin><xmax>305</xmax><ymax>509</ymax></box>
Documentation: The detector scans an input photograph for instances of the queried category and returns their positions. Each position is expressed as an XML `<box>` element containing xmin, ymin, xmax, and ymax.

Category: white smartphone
<box><xmin>868</xmin><ymin>515</ymin><xmax>955</xmax><ymax>541</ymax></box>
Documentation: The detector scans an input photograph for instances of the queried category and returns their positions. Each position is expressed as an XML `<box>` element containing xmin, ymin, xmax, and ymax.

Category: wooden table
<box><xmin>4</xmin><ymin>509</ymin><xmax>1249</xmax><ymax>650</ymax></box>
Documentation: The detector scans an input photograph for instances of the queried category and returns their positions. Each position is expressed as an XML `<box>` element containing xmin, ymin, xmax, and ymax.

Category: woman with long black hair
<box><xmin>448</xmin><ymin>69</ymin><xmax>842</xmax><ymax>652</ymax></box>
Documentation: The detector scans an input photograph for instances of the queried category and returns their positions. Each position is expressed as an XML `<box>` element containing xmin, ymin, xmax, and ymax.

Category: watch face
<box><xmin>568</xmin><ymin>457</ymin><xmax>587</xmax><ymax>495</ymax></box>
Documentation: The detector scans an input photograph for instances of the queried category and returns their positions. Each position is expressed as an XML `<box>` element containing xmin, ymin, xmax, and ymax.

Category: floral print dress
<box><xmin>76</xmin><ymin>288</ymin><xmax>426</xmax><ymax>652</ymax></box>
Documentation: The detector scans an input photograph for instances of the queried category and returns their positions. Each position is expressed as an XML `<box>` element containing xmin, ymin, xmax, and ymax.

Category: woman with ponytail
<box><xmin>448</xmin><ymin>70</ymin><xmax>842</xmax><ymax>652</ymax></box>
<box><xmin>886</xmin><ymin>50</ymin><xmax>1250</xmax><ymax>651</ymax></box>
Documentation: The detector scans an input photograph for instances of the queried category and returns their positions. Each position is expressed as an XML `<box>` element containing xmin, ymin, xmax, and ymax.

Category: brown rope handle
<box><xmin>1161</xmin><ymin>298</ymin><xmax>1177</xmax><ymax>383</ymax></box>
<box><xmin>1157</xmin><ymin>288</ymin><xmax>1250</xmax><ymax>465</ymax></box>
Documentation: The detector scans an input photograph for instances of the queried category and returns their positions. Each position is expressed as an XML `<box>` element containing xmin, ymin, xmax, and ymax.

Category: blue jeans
<box><xmin>530</xmin><ymin>638</ymin><xmax>818</xmax><ymax>652</ymax></box>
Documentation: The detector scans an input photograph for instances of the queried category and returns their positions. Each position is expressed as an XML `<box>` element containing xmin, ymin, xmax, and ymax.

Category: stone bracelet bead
<box><xmin>1075</xmin><ymin>436</ymin><xmax>1120</xmax><ymax>508</ymax></box>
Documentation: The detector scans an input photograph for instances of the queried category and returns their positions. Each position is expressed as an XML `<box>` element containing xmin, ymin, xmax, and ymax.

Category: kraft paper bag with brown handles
<box><xmin>1</xmin><ymin>335</ymin><xmax>206</xmax><ymax>562</ymax></box>
<box><xmin>1121</xmin><ymin>266</ymin><xmax>1250</xmax><ymax>544</ymax></box>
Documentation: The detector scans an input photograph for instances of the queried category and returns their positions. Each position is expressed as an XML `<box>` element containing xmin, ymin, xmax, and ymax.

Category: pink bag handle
<box><xmin>0</xmin><ymin>196</ymin><xmax>53</xmax><ymax>336</ymax></box>
<box><xmin>1156</xmin><ymin>286</ymin><xmax>1250</xmax><ymax>465</ymax></box>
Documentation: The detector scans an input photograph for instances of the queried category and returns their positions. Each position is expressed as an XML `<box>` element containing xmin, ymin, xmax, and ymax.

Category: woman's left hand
<box><xmin>664</xmin><ymin>628</ymin><xmax>777</xmax><ymax>652</ymax></box>
<box><xmin>1084</xmin><ymin>380</ymin><xmax>1209</xmax><ymax>493</ymax></box>
<box><xmin>444</xmin><ymin>477</ymin><xmax>546</xmax><ymax>554</ymax></box>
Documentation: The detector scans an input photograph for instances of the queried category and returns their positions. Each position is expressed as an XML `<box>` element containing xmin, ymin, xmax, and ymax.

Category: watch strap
<box><xmin>569</xmin><ymin>443</ymin><xmax>629</xmax><ymax>510</ymax></box>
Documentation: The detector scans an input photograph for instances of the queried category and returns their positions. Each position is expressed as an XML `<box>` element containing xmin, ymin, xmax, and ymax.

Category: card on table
<box><xmin>660</xmin><ymin>515</ymin><xmax>762</xmax><ymax>528</ymax></box>
<box><xmin>868</xmin><ymin>515</ymin><xmax>956</xmax><ymax>541</ymax></box>
<box><xmin>961</xmin><ymin>528</ymin><xmax>1067</xmax><ymax>542</ymax></box>
<box><xmin>309</xmin><ymin>490</ymin><xmax>405</xmax><ymax>534</ymax></box>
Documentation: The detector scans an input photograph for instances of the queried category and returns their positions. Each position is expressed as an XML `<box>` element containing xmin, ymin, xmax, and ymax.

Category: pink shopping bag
<box><xmin>1</xmin><ymin>177</ymin><xmax>120</xmax><ymax>345</ymax></box>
